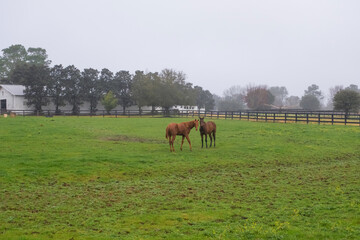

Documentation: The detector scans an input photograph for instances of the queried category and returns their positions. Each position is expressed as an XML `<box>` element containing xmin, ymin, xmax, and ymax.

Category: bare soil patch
<box><xmin>102</xmin><ymin>135</ymin><xmax>163</xmax><ymax>144</ymax></box>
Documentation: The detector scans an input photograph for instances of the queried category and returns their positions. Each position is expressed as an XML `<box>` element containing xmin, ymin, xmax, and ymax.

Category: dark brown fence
<box><xmin>199</xmin><ymin>110</ymin><xmax>360</xmax><ymax>126</ymax></box>
<box><xmin>3</xmin><ymin>109</ymin><xmax>360</xmax><ymax>126</ymax></box>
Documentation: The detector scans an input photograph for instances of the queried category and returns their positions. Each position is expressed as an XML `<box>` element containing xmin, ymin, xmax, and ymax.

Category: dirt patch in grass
<box><xmin>102</xmin><ymin>135</ymin><xmax>163</xmax><ymax>144</ymax></box>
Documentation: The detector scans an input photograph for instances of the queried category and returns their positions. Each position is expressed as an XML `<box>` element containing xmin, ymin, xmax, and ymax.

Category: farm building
<box><xmin>0</xmin><ymin>84</ymin><xmax>145</xmax><ymax>114</ymax></box>
<box><xmin>0</xmin><ymin>85</ymin><xmax>32</xmax><ymax>113</ymax></box>
<box><xmin>171</xmin><ymin>105</ymin><xmax>204</xmax><ymax>113</ymax></box>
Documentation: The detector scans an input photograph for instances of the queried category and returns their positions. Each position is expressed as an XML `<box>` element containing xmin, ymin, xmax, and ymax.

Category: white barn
<box><xmin>0</xmin><ymin>84</ymin><xmax>142</xmax><ymax>113</ymax></box>
<box><xmin>0</xmin><ymin>85</ymin><xmax>32</xmax><ymax>113</ymax></box>
<box><xmin>171</xmin><ymin>105</ymin><xmax>205</xmax><ymax>113</ymax></box>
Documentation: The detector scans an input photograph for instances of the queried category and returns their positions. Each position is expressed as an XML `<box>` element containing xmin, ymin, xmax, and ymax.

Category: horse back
<box><xmin>207</xmin><ymin>121</ymin><xmax>216</xmax><ymax>133</ymax></box>
<box><xmin>176</xmin><ymin>122</ymin><xmax>188</xmax><ymax>135</ymax></box>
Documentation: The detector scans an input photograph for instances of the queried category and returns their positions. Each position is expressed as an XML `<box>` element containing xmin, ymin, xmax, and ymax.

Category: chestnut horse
<box><xmin>165</xmin><ymin>119</ymin><xmax>199</xmax><ymax>152</ymax></box>
<box><xmin>199</xmin><ymin>117</ymin><xmax>216</xmax><ymax>148</ymax></box>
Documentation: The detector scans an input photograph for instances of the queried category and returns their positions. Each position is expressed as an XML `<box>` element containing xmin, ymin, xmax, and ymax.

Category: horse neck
<box><xmin>200</xmin><ymin>122</ymin><xmax>206</xmax><ymax>132</ymax></box>
<box><xmin>187</xmin><ymin>120</ymin><xmax>195</xmax><ymax>129</ymax></box>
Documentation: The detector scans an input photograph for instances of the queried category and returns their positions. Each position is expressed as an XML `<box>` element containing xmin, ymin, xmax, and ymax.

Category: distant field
<box><xmin>0</xmin><ymin>117</ymin><xmax>359</xmax><ymax>239</ymax></box>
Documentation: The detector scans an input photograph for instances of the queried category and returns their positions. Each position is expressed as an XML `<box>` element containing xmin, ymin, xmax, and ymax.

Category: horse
<box><xmin>199</xmin><ymin>117</ymin><xmax>216</xmax><ymax>148</ymax></box>
<box><xmin>165</xmin><ymin>119</ymin><xmax>199</xmax><ymax>152</ymax></box>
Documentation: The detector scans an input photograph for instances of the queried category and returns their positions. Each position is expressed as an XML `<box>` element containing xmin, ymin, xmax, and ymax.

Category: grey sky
<box><xmin>1</xmin><ymin>0</ymin><xmax>359</xmax><ymax>98</ymax></box>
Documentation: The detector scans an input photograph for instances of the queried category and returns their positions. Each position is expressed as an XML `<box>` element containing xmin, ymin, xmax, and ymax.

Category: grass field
<box><xmin>0</xmin><ymin>116</ymin><xmax>359</xmax><ymax>239</ymax></box>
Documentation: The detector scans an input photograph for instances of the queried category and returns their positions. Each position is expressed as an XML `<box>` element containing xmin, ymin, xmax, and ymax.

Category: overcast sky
<box><xmin>1</xmin><ymin>0</ymin><xmax>359</xmax><ymax>98</ymax></box>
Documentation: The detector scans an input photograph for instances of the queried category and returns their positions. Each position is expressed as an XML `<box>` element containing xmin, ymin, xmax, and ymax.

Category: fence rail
<box><xmin>2</xmin><ymin>109</ymin><xmax>360</xmax><ymax>126</ymax></box>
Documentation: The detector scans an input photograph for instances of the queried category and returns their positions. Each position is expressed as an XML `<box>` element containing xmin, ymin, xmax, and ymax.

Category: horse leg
<box><xmin>201</xmin><ymin>133</ymin><xmax>204</xmax><ymax>148</ymax></box>
<box><xmin>185</xmin><ymin>135</ymin><xmax>192</xmax><ymax>151</ymax></box>
<box><xmin>168</xmin><ymin>135</ymin><xmax>172</xmax><ymax>152</ymax></box>
<box><xmin>171</xmin><ymin>135</ymin><xmax>176</xmax><ymax>152</ymax></box>
<box><xmin>180</xmin><ymin>135</ymin><xmax>185</xmax><ymax>151</ymax></box>
<box><xmin>213</xmin><ymin>132</ymin><xmax>216</xmax><ymax>147</ymax></box>
<box><xmin>205</xmin><ymin>134</ymin><xmax>208</xmax><ymax>148</ymax></box>
<box><xmin>209</xmin><ymin>133</ymin><xmax>213</xmax><ymax>147</ymax></box>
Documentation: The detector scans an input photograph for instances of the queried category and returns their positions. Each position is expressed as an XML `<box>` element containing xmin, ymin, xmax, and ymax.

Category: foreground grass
<box><xmin>0</xmin><ymin>117</ymin><xmax>359</xmax><ymax>239</ymax></box>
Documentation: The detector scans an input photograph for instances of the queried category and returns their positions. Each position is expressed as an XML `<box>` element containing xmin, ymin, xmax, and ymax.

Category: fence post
<box><xmin>344</xmin><ymin>114</ymin><xmax>347</xmax><ymax>125</ymax></box>
<box><xmin>273</xmin><ymin>113</ymin><xmax>275</xmax><ymax>123</ymax></box>
<box><xmin>256</xmin><ymin>112</ymin><xmax>258</xmax><ymax>121</ymax></box>
<box><xmin>265</xmin><ymin>112</ymin><xmax>267</xmax><ymax>122</ymax></box>
<box><xmin>239</xmin><ymin>111</ymin><xmax>242</xmax><ymax>120</ymax></box>
<box><xmin>331</xmin><ymin>114</ymin><xmax>334</xmax><ymax>125</ymax></box>
<box><xmin>284</xmin><ymin>113</ymin><xmax>287</xmax><ymax>123</ymax></box>
<box><xmin>217</xmin><ymin>111</ymin><xmax>219</xmax><ymax>119</ymax></box>
<box><xmin>318</xmin><ymin>114</ymin><xmax>320</xmax><ymax>125</ymax></box>
<box><xmin>128</xmin><ymin>110</ymin><xmax>130</xmax><ymax>118</ymax></box>
<box><xmin>248</xmin><ymin>112</ymin><xmax>250</xmax><ymax>121</ymax></box>
<box><xmin>232</xmin><ymin>111</ymin><xmax>234</xmax><ymax>120</ymax></box>
<box><xmin>306</xmin><ymin>113</ymin><xmax>309</xmax><ymax>124</ymax></box>
<box><xmin>295</xmin><ymin>113</ymin><xmax>297</xmax><ymax>123</ymax></box>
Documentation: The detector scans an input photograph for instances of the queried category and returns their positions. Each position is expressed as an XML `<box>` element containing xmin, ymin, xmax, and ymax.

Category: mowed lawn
<box><xmin>0</xmin><ymin>116</ymin><xmax>359</xmax><ymax>240</ymax></box>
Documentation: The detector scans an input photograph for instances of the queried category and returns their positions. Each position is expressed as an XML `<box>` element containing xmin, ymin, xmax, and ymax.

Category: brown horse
<box><xmin>199</xmin><ymin>117</ymin><xmax>216</xmax><ymax>148</ymax></box>
<box><xmin>165</xmin><ymin>119</ymin><xmax>199</xmax><ymax>152</ymax></box>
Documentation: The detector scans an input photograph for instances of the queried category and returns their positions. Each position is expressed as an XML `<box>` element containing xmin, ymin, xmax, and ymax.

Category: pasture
<box><xmin>0</xmin><ymin>117</ymin><xmax>359</xmax><ymax>239</ymax></box>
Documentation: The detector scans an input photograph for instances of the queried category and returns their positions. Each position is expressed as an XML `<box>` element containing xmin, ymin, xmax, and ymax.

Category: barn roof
<box><xmin>0</xmin><ymin>84</ymin><xmax>25</xmax><ymax>96</ymax></box>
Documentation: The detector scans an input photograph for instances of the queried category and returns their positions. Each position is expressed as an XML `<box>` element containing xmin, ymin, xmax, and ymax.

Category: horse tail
<box><xmin>165</xmin><ymin>127</ymin><xmax>169</xmax><ymax>139</ymax></box>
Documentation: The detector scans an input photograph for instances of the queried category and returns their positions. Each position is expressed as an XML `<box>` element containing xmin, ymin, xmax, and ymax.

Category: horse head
<box><xmin>194</xmin><ymin>119</ymin><xmax>199</xmax><ymax>131</ymax></box>
<box><xmin>199</xmin><ymin>117</ymin><xmax>206</xmax><ymax>128</ymax></box>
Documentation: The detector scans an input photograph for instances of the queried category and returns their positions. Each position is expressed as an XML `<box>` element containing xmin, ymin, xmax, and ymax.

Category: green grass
<box><xmin>0</xmin><ymin>116</ymin><xmax>359</xmax><ymax>239</ymax></box>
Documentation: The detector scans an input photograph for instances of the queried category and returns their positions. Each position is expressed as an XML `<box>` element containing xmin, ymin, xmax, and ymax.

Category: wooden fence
<box><xmin>199</xmin><ymin>110</ymin><xmax>360</xmax><ymax>126</ymax></box>
<box><xmin>3</xmin><ymin>109</ymin><xmax>360</xmax><ymax>126</ymax></box>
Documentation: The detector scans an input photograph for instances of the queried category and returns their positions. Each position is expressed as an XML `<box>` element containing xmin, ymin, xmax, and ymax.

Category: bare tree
<box><xmin>285</xmin><ymin>96</ymin><xmax>300</xmax><ymax>109</ymax></box>
<box><xmin>269</xmin><ymin>86</ymin><xmax>288</xmax><ymax>107</ymax></box>
<box><xmin>326</xmin><ymin>85</ymin><xmax>343</xmax><ymax>109</ymax></box>
<box><xmin>217</xmin><ymin>85</ymin><xmax>246</xmax><ymax>111</ymax></box>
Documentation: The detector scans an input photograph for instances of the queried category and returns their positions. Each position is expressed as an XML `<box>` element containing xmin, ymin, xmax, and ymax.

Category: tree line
<box><xmin>215</xmin><ymin>83</ymin><xmax>360</xmax><ymax>114</ymax></box>
<box><xmin>1</xmin><ymin>44</ymin><xmax>359</xmax><ymax>114</ymax></box>
<box><xmin>0</xmin><ymin>45</ymin><xmax>214</xmax><ymax>114</ymax></box>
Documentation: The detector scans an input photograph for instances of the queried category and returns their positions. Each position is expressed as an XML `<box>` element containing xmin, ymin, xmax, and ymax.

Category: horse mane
<box><xmin>185</xmin><ymin>120</ymin><xmax>196</xmax><ymax>128</ymax></box>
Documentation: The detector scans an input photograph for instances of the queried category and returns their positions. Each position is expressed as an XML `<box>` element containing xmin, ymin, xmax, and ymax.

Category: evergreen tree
<box><xmin>49</xmin><ymin>65</ymin><xmax>67</xmax><ymax>114</ymax></box>
<box><xmin>63</xmin><ymin>65</ymin><xmax>82</xmax><ymax>115</ymax></box>
<box><xmin>333</xmin><ymin>89</ymin><xmax>360</xmax><ymax>116</ymax></box>
<box><xmin>22</xmin><ymin>64</ymin><xmax>51</xmax><ymax>112</ymax></box>
<box><xmin>113</xmin><ymin>70</ymin><xmax>133</xmax><ymax>114</ymax></box>
<box><xmin>81</xmin><ymin>68</ymin><xmax>101</xmax><ymax>114</ymax></box>
<box><xmin>300</xmin><ymin>94</ymin><xmax>320</xmax><ymax>110</ymax></box>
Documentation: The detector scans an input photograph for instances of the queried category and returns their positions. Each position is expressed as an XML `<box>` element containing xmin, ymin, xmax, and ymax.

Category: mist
<box><xmin>1</xmin><ymin>0</ymin><xmax>359</xmax><ymax>98</ymax></box>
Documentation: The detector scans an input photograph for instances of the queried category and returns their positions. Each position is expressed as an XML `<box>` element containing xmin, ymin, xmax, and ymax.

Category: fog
<box><xmin>1</xmin><ymin>0</ymin><xmax>359</xmax><ymax>98</ymax></box>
